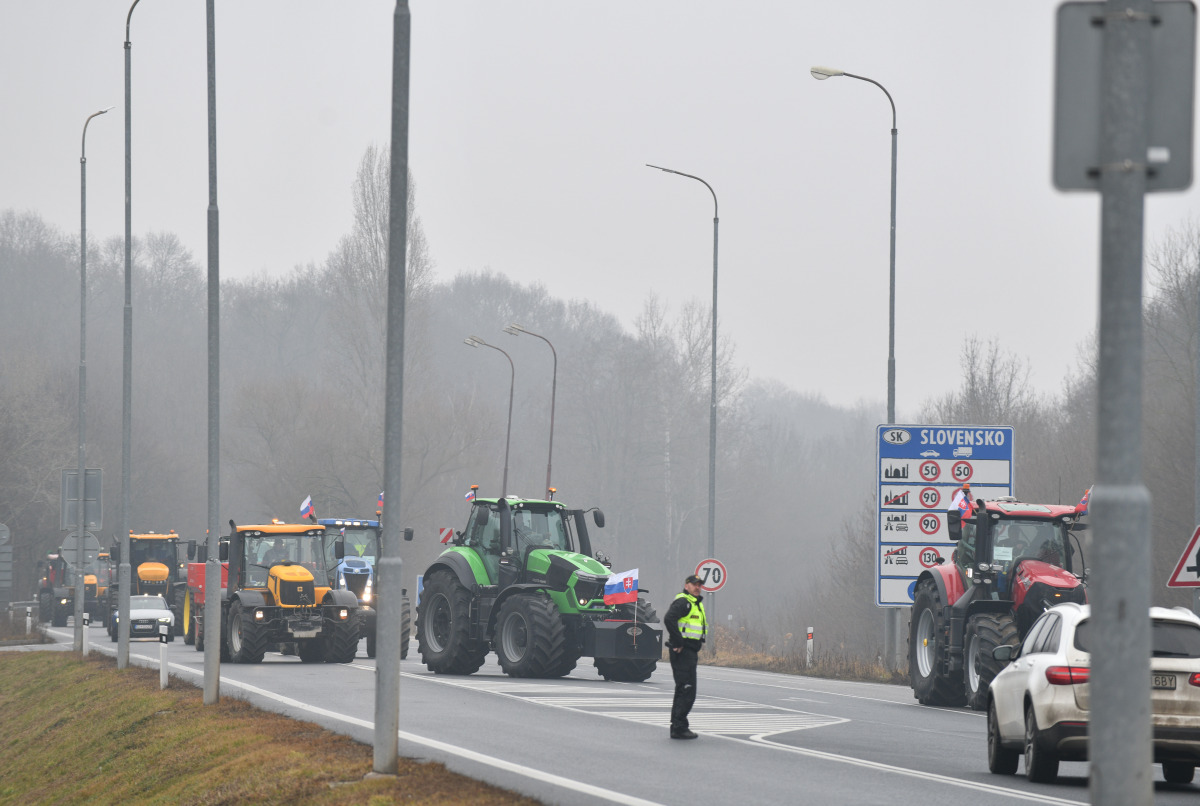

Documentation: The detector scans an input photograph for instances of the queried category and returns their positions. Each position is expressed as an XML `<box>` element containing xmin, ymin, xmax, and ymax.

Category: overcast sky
<box><xmin>5</xmin><ymin>2</ymin><xmax>1199</xmax><ymax>413</ymax></box>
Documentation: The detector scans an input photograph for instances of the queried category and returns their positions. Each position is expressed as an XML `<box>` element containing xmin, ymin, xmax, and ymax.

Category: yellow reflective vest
<box><xmin>673</xmin><ymin>591</ymin><xmax>707</xmax><ymax>641</ymax></box>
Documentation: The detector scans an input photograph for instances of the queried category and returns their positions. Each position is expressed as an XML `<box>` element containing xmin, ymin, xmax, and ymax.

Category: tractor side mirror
<box><xmin>404</xmin><ymin>527</ymin><xmax>413</xmax><ymax>542</ymax></box>
<box><xmin>334</xmin><ymin>542</ymin><xmax>345</xmax><ymax>560</ymax></box>
<box><xmin>218</xmin><ymin>542</ymin><xmax>228</xmax><ymax>562</ymax></box>
<box><xmin>592</xmin><ymin>509</ymin><xmax>605</xmax><ymax>528</ymax></box>
<box><xmin>946</xmin><ymin>511</ymin><xmax>962</xmax><ymax>543</ymax></box>
<box><xmin>196</xmin><ymin>545</ymin><xmax>208</xmax><ymax>563</ymax></box>
<box><xmin>110</xmin><ymin>544</ymin><xmax>121</xmax><ymax>563</ymax></box>
<box><xmin>186</xmin><ymin>541</ymin><xmax>197</xmax><ymax>560</ymax></box>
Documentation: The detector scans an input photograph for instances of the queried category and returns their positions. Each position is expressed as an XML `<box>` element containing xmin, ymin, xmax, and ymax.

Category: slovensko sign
<box><xmin>876</xmin><ymin>425</ymin><xmax>1014</xmax><ymax>606</ymax></box>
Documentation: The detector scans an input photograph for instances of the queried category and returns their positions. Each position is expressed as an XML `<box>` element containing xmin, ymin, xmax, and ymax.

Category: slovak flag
<box><xmin>950</xmin><ymin>489</ymin><xmax>972</xmax><ymax>518</ymax></box>
<box><xmin>378</xmin><ymin>491</ymin><xmax>384</xmax><ymax>508</ymax></box>
<box><xmin>300</xmin><ymin>495</ymin><xmax>315</xmax><ymax>520</ymax></box>
<box><xmin>604</xmin><ymin>568</ymin><xmax>639</xmax><ymax>605</ymax></box>
<box><xmin>1076</xmin><ymin>486</ymin><xmax>1092</xmax><ymax>515</ymax></box>
<box><xmin>464</xmin><ymin>488</ymin><xmax>476</xmax><ymax>501</ymax></box>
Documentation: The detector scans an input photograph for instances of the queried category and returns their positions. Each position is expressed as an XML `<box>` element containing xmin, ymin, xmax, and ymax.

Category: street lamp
<box><xmin>505</xmin><ymin>323</ymin><xmax>556</xmax><ymax>498</ymax></box>
<box><xmin>646</xmin><ymin>163</ymin><xmax>720</xmax><ymax>590</ymax></box>
<box><xmin>811</xmin><ymin>64</ymin><xmax>900</xmax><ymax>668</ymax></box>
<box><xmin>119</xmin><ymin>0</ymin><xmax>144</xmax><ymax>671</ymax></box>
<box><xmin>465</xmin><ymin>336</ymin><xmax>515</xmax><ymax>498</ymax></box>
<box><xmin>77</xmin><ymin>105</ymin><xmax>112</xmax><ymax>654</ymax></box>
<box><xmin>810</xmin><ymin>65</ymin><xmax>898</xmax><ymax>426</ymax></box>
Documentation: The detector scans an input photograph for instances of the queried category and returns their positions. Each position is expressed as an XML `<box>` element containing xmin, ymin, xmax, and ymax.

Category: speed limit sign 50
<box><xmin>694</xmin><ymin>558</ymin><xmax>727</xmax><ymax>592</ymax></box>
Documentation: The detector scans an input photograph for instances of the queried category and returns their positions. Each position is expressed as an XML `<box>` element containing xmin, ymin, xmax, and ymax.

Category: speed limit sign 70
<box><xmin>695</xmin><ymin>558</ymin><xmax>727</xmax><ymax>593</ymax></box>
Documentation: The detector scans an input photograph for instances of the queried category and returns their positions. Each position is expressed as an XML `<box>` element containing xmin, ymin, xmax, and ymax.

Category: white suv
<box><xmin>987</xmin><ymin>602</ymin><xmax>1200</xmax><ymax>784</ymax></box>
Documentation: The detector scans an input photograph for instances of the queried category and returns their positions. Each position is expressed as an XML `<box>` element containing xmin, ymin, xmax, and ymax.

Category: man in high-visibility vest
<box><xmin>663</xmin><ymin>574</ymin><xmax>707</xmax><ymax>739</ymax></box>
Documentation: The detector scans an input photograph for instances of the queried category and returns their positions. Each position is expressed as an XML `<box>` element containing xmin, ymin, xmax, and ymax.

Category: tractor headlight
<box><xmin>362</xmin><ymin>590</ymin><xmax>371</xmax><ymax>603</ymax></box>
<box><xmin>578</xmin><ymin>597</ymin><xmax>588</xmax><ymax>606</ymax></box>
<box><xmin>339</xmin><ymin>574</ymin><xmax>347</xmax><ymax>589</ymax></box>
<box><xmin>60</xmin><ymin>598</ymin><xmax>69</xmax><ymax>605</ymax></box>
<box><xmin>338</xmin><ymin>608</ymin><xmax>349</xmax><ymax>621</ymax></box>
<box><xmin>254</xmin><ymin>609</ymin><xmax>265</xmax><ymax>621</ymax></box>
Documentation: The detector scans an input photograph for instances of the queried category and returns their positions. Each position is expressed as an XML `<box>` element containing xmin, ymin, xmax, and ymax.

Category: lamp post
<box><xmin>811</xmin><ymin>64</ymin><xmax>900</xmax><ymax>668</ymax></box>
<box><xmin>647</xmin><ymin>164</ymin><xmax>719</xmax><ymax>634</ymax></box>
<box><xmin>465</xmin><ymin>336</ymin><xmax>515</xmax><ymax>498</ymax></box>
<box><xmin>118</xmin><ymin>0</ymin><xmax>143</xmax><ymax>671</ymax></box>
<box><xmin>505</xmin><ymin>324</ymin><xmax>556</xmax><ymax>498</ymax></box>
<box><xmin>76</xmin><ymin>105</ymin><xmax>112</xmax><ymax>654</ymax></box>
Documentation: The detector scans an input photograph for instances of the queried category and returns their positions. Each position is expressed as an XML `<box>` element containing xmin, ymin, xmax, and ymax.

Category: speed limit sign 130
<box><xmin>694</xmin><ymin>558</ymin><xmax>727</xmax><ymax>593</ymax></box>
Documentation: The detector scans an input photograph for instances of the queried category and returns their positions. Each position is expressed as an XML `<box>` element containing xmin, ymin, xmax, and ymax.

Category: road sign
<box><xmin>60</xmin><ymin>468</ymin><xmax>103</xmax><ymax>531</ymax></box>
<box><xmin>1054</xmin><ymin>1</ymin><xmax>1195</xmax><ymax>192</ymax></box>
<box><xmin>877</xmin><ymin>424</ymin><xmax>1014</xmax><ymax>606</ymax></box>
<box><xmin>694</xmin><ymin>558</ymin><xmax>727</xmax><ymax>593</ymax></box>
<box><xmin>1167</xmin><ymin>525</ymin><xmax>1200</xmax><ymax>587</ymax></box>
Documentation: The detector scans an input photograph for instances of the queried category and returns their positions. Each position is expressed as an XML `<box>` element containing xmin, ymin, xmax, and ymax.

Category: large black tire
<box><xmin>909</xmin><ymin>578</ymin><xmax>965</xmax><ymax>706</ymax></box>
<box><xmin>594</xmin><ymin>599</ymin><xmax>658</xmax><ymax>682</ymax></box>
<box><xmin>1024</xmin><ymin>705</ymin><xmax>1059</xmax><ymax>783</ymax></box>
<box><xmin>366</xmin><ymin>632</ymin><xmax>376</xmax><ymax>659</ymax></box>
<box><xmin>1163</xmin><ymin>761</ymin><xmax>1196</xmax><ymax>784</ymax></box>
<box><xmin>227</xmin><ymin>601</ymin><xmax>268</xmax><ymax>663</ymax></box>
<box><xmin>52</xmin><ymin>601</ymin><xmax>68</xmax><ymax>628</ymax></box>
<box><xmin>400</xmin><ymin>595</ymin><xmax>412</xmax><ymax>661</ymax></box>
<box><xmin>495</xmin><ymin>594</ymin><xmax>568</xmax><ymax>678</ymax></box>
<box><xmin>39</xmin><ymin>592</ymin><xmax>52</xmax><ymax>623</ymax></box>
<box><xmin>171</xmin><ymin>588</ymin><xmax>187</xmax><ymax>636</ymax></box>
<box><xmin>966</xmin><ymin>613</ymin><xmax>1020</xmax><ymax>711</ymax></box>
<box><xmin>195</xmin><ymin>616</ymin><xmax>205</xmax><ymax>652</ymax></box>
<box><xmin>321</xmin><ymin>611</ymin><xmax>361</xmax><ymax>663</ymax></box>
<box><xmin>987</xmin><ymin>700</ymin><xmax>1019</xmax><ymax>774</ymax></box>
<box><xmin>417</xmin><ymin>570</ymin><xmax>487</xmax><ymax>675</ymax></box>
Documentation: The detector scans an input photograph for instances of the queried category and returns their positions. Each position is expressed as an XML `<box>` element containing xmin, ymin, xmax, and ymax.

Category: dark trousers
<box><xmin>669</xmin><ymin>646</ymin><xmax>698</xmax><ymax>732</ymax></box>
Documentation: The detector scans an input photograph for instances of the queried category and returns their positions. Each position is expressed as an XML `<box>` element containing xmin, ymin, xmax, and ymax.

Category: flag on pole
<box><xmin>300</xmin><ymin>495</ymin><xmax>315</xmax><ymax>520</ymax></box>
<box><xmin>950</xmin><ymin>487</ymin><xmax>972</xmax><ymax>518</ymax></box>
<box><xmin>378</xmin><ymin>491</ymin><xmax>385</xmax><ymax>508</ymax></box>
<box><xmin>604</xmin><ymin>568</ymin><xmax>639</xmax><ymax>605</ymax></box>
<box><xmin>465</xmin><ymin>488</ymin><xmax>476</xmax><ymax>501</ymax></box>
<box><xmin>1076</xmin><ymin>486</ymin><xmax>1092</xmax><ymax>515</ymax></box>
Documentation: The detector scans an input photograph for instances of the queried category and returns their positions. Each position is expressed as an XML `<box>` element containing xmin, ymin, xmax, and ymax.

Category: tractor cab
<box><xmin>461</xmin><ymin>497</ymin><xmax>600</xmax><ymax>588</ymax></box>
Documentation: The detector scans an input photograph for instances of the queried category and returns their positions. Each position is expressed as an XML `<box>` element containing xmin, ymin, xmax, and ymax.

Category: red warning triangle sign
<box><xmin>1167</xmin><ymin>525</ymin><xmax>1200</xmax><ymax>588</ymax></box>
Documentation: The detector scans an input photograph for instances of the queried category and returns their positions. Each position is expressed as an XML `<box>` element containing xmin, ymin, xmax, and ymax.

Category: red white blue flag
<box><xmin>300</xmin><ymin>495</ymin><xmax>315</xmax><ymax>520</ymax></box>
<box><xmin>1076</xmin><ymin>486</ymin><xmax>1092</xmax><ymax>515</ymax></box>
<box><xmin>465</xmin><ymin>488</ymin><xmax>476</xmax><ymax>501</ymax></box>
<box><xmin>378</xmin><ymin>491</ymin><xmax>384</xmax><ymax>508</ymax></box>
<box><xmin>950</xmin><ymin>489</ymin><xmax>972</xmax><ymax>517</ymax></box>
<box><xmin>604</xmin><ymin>568</ymin><xmax>638</xmax><ymax>605</ymax></box>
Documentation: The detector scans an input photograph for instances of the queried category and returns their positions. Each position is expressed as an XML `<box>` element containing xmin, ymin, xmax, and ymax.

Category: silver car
<box><xmin>987</xmin><ymin>601</ymin><xmax>1200</xmax><ymax>784</ymax></box>
<box><xmin>110</xmin><ymin>594</ymin><xmax>175</xmax><ymax>642</ymax></box>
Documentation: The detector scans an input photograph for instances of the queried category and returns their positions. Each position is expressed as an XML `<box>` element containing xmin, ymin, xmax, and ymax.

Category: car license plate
<box><xmin>1153</xmin><ymin>673</ymin><xmax>1177</xmax><ymax>690</ymax></box>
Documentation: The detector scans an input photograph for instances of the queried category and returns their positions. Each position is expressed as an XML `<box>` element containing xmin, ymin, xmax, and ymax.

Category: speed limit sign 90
<box><xmin>694</xmin><ymin>558</ymin><xmax>727</xmax><ymax>592</ymax></box>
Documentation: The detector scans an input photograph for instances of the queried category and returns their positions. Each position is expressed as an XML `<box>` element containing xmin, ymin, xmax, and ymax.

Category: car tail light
<box><xmin>1046</xmin><ymin>665</ymin><xmax>1090</xmax><ymax>685</ymax></box>
<box><xmin>1189</xmin><ymin>673</ymin><xmax>1200</xmax><ymax>687</ymax></box>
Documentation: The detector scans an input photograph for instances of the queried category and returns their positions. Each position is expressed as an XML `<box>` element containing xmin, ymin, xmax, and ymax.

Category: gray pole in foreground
<box><xmin>810</xmin><ymin>65</ymin><xmax>902</xmax><ymax>669</ymax></box>
<box><xmin>77</xmin><ymin>106</ymin><xmax>111</xmax><ymax>654</ymax></box>
<box><xmin>504</xmin><ymin>324</ymin><xmax>557</xmax><ymax>497</ymax></box>
<box><xmin>464</xmin><ymin>337</ymin><xmax>515</xmax><ymax>498</ymax></box>
<box><xmin>1089</xmin><ymin>2</ymin><xmax>1154</xmax><ymax>803</ymax></box>
<box><xmin>374</xmin><ymin>0</ymin><xmax>410</xmax><ymax>774</ymax></box>
<box><xmin>119</xmin><ymin>0</ymin><xmax>142</xmax><ymax>671</ymax></box>
<box><xmin>646</xmin><ymin>164</ymin><xmax>719</xmax><ymax>637</ymax></box>
<box><xmin>202</xmin><ymin>0</ymin><xmax>221</xmax><ymax>706</ymax></box>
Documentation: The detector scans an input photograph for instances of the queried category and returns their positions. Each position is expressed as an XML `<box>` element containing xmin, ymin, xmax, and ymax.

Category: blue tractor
<box><xmin>318</xmin><ymin>517</ymin><xmax>411</xmax><ymax>659</ymax></box>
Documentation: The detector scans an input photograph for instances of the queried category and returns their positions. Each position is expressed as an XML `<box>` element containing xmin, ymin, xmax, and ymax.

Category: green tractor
<box><xmin>416</xmin><ymin>494</ymin><xmax>662</xmax><ymax>682</ymax></box>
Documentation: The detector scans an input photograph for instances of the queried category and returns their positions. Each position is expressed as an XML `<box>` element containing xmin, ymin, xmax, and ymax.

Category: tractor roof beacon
<box><xmin>416</xmin><ymin>494</ymin><xmax>664</xmax><ymax>681</ymax></box>
<box><xmin>909</xmin><ymin>496</ymin><xmax>1089</xmax><ymax>710</ymax></box>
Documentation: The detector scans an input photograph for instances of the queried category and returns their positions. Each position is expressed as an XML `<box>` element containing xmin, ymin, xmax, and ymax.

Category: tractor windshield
<box><xmin>244</xmin><ymin>533</ymin><xmax>327</xmax><ymax>587</ymax></box>
<box><xmin>992</xmin><ymin>518</ymin><xmax>1066</xmax><ymax>567</ymax></box>
<box><xmin>510</xmin><ymin>507</ymin><xmax>573</xmax><ymax>556</ymax></box>
<box><xmin>338</xmin><ymin>528</ymin><xmax>378</xmax><ymax>564</ymax></box>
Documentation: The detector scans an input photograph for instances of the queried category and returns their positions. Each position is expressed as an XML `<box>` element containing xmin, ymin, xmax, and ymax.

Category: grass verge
<box><xmin>700</xmin><ymin>626</ymin><xmax>908</xmax><ymax>685</ymax></box>
<box><xmin>0</xmin><ymin>652</ymin><xmax>541</xmax><ymax>806</ymax></box>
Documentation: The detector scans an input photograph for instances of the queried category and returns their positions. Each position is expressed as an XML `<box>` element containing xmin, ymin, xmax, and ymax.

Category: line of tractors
<box><xmin>37</xmin><ymin>490</ymin><xmax>664</xmax><ymax>681</ymax></box>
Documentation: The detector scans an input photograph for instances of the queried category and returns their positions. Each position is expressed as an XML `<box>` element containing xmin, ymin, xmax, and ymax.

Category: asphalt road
<box><xmin>41</xmin><ymin>624</ymin><xmax>1200</xmax><ymax>806</ymax></box>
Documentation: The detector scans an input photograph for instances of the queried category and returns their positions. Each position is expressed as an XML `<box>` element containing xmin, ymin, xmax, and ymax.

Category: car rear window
<box><xmin>1075</xmin><ymin>618</ymin><xmax>1200</xmax><ymax>658</ymax></box>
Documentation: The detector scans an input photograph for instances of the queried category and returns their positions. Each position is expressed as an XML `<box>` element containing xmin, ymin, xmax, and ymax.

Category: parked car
<box><xmin>109</xmin><ymin>594</ymin><xmax>175</xmax><ymax>642</ymax></box>
<box><xmin>987</xmin><ymin>602</ymin><xmax>1200</xmax><ymax>784</ymax></box>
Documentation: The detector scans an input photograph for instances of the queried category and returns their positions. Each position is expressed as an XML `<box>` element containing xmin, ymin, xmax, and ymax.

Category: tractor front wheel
<box><xmin>321</xmin><ymin>611</ymin><xmax>361</xmax><ymax>663</ymax></box>
<box><xmin>400</xmin><ymin>595</ymin><xmax>412</xmax><ymax>661</ymax></box>
<box><xmin>227</xmin><ymin>601</ymin><xmax>267</xmax><ymax>663</ymax></box>
<box><xmin>417</xmin><ymin>571</ymin><xmax>487</xmax><ymax>675</ymax></box>
<box><xmin>496</xmin><ymin>594</ymin><xmax>568</xmax><ymax>678</ymax></box>
<box><xmin>909</xmin><ymin>578</ymin><xmax>965</xmax><ymax>706</ymax></box>
<box><xmin>966</xmin><ymin>613</ymin><xmax>1019</xmax><ymax>711</ymax></box>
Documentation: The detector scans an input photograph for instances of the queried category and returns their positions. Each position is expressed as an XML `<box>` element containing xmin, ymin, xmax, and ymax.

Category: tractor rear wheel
<box><xmin>966</xmin><ymin>613</ymin><xmax>1019</xmax><ymax>711</ymax></box>
<box><xmin>321</xmin><ymin>611</ymin><xmax>360</xmax><ymax>663</ymax></box>
<box><xmin>195</xmin><ymin>616</ymin><xmax>205</xmax><ymax>652</ymax></box>
<box><xmin>594</xmin><ymin>600</ymin><xmax>659</xmax><ymax>682</ymax></box>
<box><xmin>417</xmin><ymin>570</ymin><xmax>487</xmax><ymax>675</ymax></box>
<box><xmin>909</xmin><ymin>578</ymin><xmax>965</xmax><ymax>706</ymax></box>
<box><xmin>183</xmin><ymin>593</ymin><xmax>195</xmax><ymax>646</ymax></box>
<box><xmin>227</xmin><ymin>601</ymin><xmax>267</xmax><ymax>663</ymax></box>
<box><xmin>400</xmin><ymin>595</ymin><xmax>412</xmax><ymax>661</ymax></box>
<box><xmin>1162</xmin><ymin>761</ymin><xmax>1195</xmax><ymax>784</ymax></box>
<box><xmin>496</xmin><ymin>594</ymin><xmax>568</xmax><ymax>678</ymax></box>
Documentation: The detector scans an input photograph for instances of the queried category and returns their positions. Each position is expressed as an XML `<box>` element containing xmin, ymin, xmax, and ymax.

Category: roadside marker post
<box><xmin>806</xmin><ymin>627</ymin><xmax>814</xmax><ymax>666</ymax></box>
<box><xmin>159</xmin><ymin>624</ymin><xmax>169</xmax><ymax>689</ymax></box>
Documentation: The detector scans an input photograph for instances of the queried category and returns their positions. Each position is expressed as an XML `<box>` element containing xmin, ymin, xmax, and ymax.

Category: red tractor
<box><xmin>909</xmin><ymin>495</ymin><xmax>1088</xmax><ymax>710</ymax></box>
